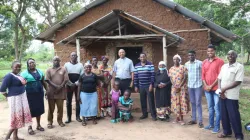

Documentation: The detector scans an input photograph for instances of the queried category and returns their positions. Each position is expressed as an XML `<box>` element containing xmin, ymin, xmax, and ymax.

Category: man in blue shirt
<box><xmin>112</xmin><ymin>49</ymin><xmax>135</xmax><ymax>96</ymax></box>
<box><xmin>134</xmin><ymin>53</ymin><xmax>156</xmax><ymax>121</ymax></box>
<box><xmin>185</xmin><ymin>50</ymin><xmax>203</xmax><ymax>127</ymax></box>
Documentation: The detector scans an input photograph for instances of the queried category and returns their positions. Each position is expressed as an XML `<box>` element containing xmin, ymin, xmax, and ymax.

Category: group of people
<box><xmin>0</xmin><ymin>44</ymin><xmax>244</xmax><ymax>140</ymax></box>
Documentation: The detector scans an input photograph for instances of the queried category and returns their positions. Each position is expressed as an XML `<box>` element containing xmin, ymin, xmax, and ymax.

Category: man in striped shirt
<box><xmin>134</xmin><ymin>53</ymin><xmax>157</xmax><ymax>121</ymax></box>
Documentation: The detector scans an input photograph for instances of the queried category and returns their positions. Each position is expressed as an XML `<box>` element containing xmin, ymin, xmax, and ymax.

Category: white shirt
<box><xmin>218</xmin><ymin>62</ymin><xmax>244</xmax><ymax>100</ymax></box>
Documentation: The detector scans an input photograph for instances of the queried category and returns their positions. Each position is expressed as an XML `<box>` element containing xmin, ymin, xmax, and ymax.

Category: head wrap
<box><xmin>84</xmin><ymin>60</ymin><xmax>92</xmax><ymax>68</ymax></box>
<box><xmin>158</xmin><ymin>61</ymin><xmax>166</xmax><ymax>66</ymax></box>
<box><xmin>173</xmin><ymin>54</ymin><xmax>182</xmax><ymax>64</ymax></box>
<box><xmin>26</xmin><ymin>58</ymin><xmax>35</xmax><ymax>72</ymax></box>
<box><xmin>101</xmin><ymin>55</ymin><xmax>109</xmax><ymax>61</ymax></box>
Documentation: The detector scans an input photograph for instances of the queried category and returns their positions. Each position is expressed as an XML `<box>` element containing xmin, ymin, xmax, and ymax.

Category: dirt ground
<box><xmin>1</xmin><ymin>93</ymin><xmax>249</xmax><ymax>140</ymax></box>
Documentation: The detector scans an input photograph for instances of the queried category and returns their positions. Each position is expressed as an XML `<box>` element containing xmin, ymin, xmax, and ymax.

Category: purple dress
<box><xmin>110</xmin><ymin>89</ymin><xmax>120</xmax><ymax>119</ymax></box>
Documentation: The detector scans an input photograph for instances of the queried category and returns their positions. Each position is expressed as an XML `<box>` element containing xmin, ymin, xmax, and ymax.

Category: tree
<box><xmin>174</xmin><ymin>0</ymin><xmax>250</xmax><ymax>56</ymax></box>
<box><xmin>32</xmin><ymin>0</ymin><xmax>87</xmax><ymax>28</ymax></box>
<box><xmin>1</xmin><ymin>0</ymin><xmax>36</xmax><ymax>61</ymax></box>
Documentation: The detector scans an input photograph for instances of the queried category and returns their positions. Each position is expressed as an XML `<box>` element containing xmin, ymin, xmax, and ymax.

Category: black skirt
<box><xmin>155</xmin><ymin>86</ymin><xmax>171</xmax><ymax>108</ymax></box>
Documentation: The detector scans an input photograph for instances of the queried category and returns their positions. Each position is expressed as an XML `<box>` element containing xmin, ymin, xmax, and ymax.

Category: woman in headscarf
<box><xmin>99</xmin><ymin>56</ymin><xmax>112</xmax><ymax>116</ymax></box>
<box><xmin>91</xmin><ymin>57</ymin><xmax>103</xmax><ymax>118</ymax></box>
<box><xmin>0</xmin><ymin>61</ymin><xmax>32</xmax><ymax>140</ymax></box>
<box><xmin>169</xmin><ymin>54</ymin><xmax>190</xmax><ymax>125</ymax></box>
<box><xmin>78</xmin><ymin>62</ymin><xmax>99</xmax><ymax>126</ymax></box>
<box><xmin>154</xmin><ymin>61</ymin><xmax>172</xmax><ymax>121</ymax></box>
<box><xmin>21</xmin><ymin>58</ymin><xmax>47</xmax><ymax>134</ymax></box>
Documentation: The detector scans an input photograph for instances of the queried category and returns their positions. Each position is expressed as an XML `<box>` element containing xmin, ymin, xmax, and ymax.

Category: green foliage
<box><xmin>174</xmin><ymin>0</ymin><xmax>250</xmax><ymax>56</ymax></box>
<box><xmin>32</xmin><ymin>0</ymin><xmax>85</xmax><ymax>29</ymax></box>
<box><xmin>239</xmin><ymin>89</ymin><xmax>250</xmax><ymax>134</ymax></box>
<box><xmin>24</xmin><ymin>45</ymin><xmax>54</xmax><ymax>62</ymax></box>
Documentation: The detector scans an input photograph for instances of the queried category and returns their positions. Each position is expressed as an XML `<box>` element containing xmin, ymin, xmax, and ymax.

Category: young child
<box><xmin>110</xmin><ymin>81</ymin><xmax>121</xmax><ymax>123</ymax></box>
<box><xmin>118</xmin><ymin>89</ymin><xmax>133</xmax><ymax>122</ymax></box>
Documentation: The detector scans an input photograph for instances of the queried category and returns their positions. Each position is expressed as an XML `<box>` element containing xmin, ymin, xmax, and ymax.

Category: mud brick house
<box><xmin>36</xmin><ymin>0</ymin><xmax>238</xmax><ymax>68</ymax></box>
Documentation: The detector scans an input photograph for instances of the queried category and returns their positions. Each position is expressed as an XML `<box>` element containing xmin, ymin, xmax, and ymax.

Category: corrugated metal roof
<box><xmin>36</xmin><ymin>0</ymin><xmax>238</xmax><ymax>43</ymax></box>
<box><xmin>155</xmin><ymin>0</ymin><xmax>239</xmax><ymax>41</ymax></box>
<box><xmin>57</xmin><ymin>10</ymin><xmax>184</xmax><ymax>46</ymax></box>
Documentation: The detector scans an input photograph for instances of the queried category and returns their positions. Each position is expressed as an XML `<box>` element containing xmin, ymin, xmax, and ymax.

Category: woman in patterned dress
<box><xmin>169</xmin><ymin>54</ymin><xmax>190</xmax><ymax>125</ymax></box>
<box><xmin>99</xmin><ymin>56</ymin><xmax>112</xmax><ymax>116</ymax></box>
<box><xmin>0</xmin><ymin>61</ymin><xmax>32</xmax><ymax>140</ymax></box>
<box><xmin>91</xmin><ymin>57</ymin><xmax>103</xmax><ymax>118</ymax></box>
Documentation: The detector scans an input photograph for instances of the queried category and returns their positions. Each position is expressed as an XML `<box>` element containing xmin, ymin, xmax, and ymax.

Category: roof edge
<box><xmin>154</xmin><ymin>0</ymin><xmax>239</xmax><ymax>42</ymax></box>
<box><xmin>35</xmin><ymin>0</ymin><xmax>109</xmax><ymax>41</ymax></box>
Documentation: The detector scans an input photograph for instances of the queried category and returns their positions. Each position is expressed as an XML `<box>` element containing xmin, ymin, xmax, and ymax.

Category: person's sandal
<box><xmin>187</xmin><ymin>121</ymin><xmax>197</xmax><ymax>125</ymax></box>
<box><xmin>93</xmin><ymin>119</ymin><xmax>97</xmax><ymax>125</ymax></box>
<box><xmin>82</xmin><ymin>121</ymin><xmax>87</xmax><ymax>126</ymax></box>
<box><xmin>110</xmin><ymin>119</ymin><xmax>117</xmax><ymax>123</ymax></box>
<box><xmin>59</xmin><ymin>123</ymin><xmax>65</xmax><ymax>127</ymax></box>
<box><xmin>47</xmin><ymin>124</ymin><xmax>53</xmax><ymax>129</ymax></box>
<box><xmin>28</xmin><ymin>127</ymin><xmax>35</xmax><ymax>135</ymax></box>
<box><xmin>36</xmin><ymin>126</ymin><xmax>45</xmax><ymax>131</ymax></box>
<box><xmin>198</xmin><ymin>122</ymin><xmax>204</xmax><ymax>128</ymax></box>
<box><xmin>217</xmin><ymin>133</ymin><xmax>232</xmax><ymax>138</ymax></box>
<box><xmin>178</xmin><ymin>121</ymin><xmax>186</xmax><ymax>125</ymax></box>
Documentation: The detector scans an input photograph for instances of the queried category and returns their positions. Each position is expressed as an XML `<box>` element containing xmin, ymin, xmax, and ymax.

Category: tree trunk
<box><xmin>18</xmin><ymin>24</ymin><xmax>26</xmax><ymax>61</ymax></box>
<box><xmin>247</xmin><ymin>52</ymin><xmax>250</xmax><ymax>64</ymax></box>
<box><xmin>14</xmin><ymin>21</ymin><xmax>19</xmax><ymax>60</ymax></box>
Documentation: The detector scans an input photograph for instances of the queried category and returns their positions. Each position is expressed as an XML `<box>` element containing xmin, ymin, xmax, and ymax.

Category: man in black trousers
<box><xmin>217</xmin><ymin>50</ymin><xmax>244</xmax><ymax>140</ymax></box>
<box><xmin>134</xmin><ymin>53</ymin><xmax>157</xmax><ymax>121</ymax></box>
<box><xmin>64</xmin><ymin>52</ymin><xmax>84</xmax><ymax>123</ymax></box>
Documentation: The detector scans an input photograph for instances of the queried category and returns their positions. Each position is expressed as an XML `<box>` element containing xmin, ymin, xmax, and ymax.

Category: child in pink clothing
<box><xmin>110</xmin><ymin>81</ymin><xmax>121</xmax><ymax>123</ymax></box>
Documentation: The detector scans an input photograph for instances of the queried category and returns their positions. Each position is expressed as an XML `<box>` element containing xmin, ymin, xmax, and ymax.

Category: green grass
<box><xmin>0</xmin><ymin>94</ymin><xmax>5</xmax><ymax>101</ymax></box>
<box><xmin>239</xmin><ymin>89</ymin><xmax>250</xmax><ymax>135</ymax></box>
<box><xmin>0</xmin><ymin>61</ymin><xmax>51</xmax><ymax>81</ymax></box>
<box><xmin>244</xmin><ymin>65</ymin><xmax>250</xmax><ymax>76</ymax></box>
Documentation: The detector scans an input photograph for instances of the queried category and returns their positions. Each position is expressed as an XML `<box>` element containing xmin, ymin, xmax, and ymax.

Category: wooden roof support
<box><xmin>76</xmin><ymin>38</ymin><xmax>81</xmax><ymax>62</ymax></box>
<box><xmin>162</xmin><ymin>36</ymin><xmax>167</xmax><ymax>63</ymax></box>
<box><xmin>210</xmin><ymin>30</ymin><xmax>232</xmax><ymax>42</ymax></box>
<box><xmin>172</xmin><ymin>29</ymin><xmax>209</xmax><ymax>33</ymax></box>
<box><xmin>78</xmin><ymin>34</ymin><xmax>165</xmax><ymax>39</ymax></box>
<box><xmin>118</xmin><ymin>14</ymin><xmax>162</xmax><ymax>34</ymax></box>
<box><xmin>118</xmin><ymin>17</ymin><xmax>122</xmax><ymax>36</ymax></box>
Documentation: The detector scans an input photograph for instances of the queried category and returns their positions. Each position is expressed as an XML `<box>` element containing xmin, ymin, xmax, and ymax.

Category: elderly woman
<box><xmin>91</xmin><ymin>57</ymin><xmax>103</xmax><ymax>118</ymax></box>
<box><xmin>21</xmin><ymin>58</ymin><xmax>47</xmax><ymax>135</ymax></box>
<box><xmin>169</xmin><ymin>54</ymin><xmax>190</xmax><ymax>125</ymax></box>
<box><xmin>78</xmin><ymin>62</ymin><xmax>99</xmax><ymax>126</ymax></box>
<box><xmin>154</xmin><ymin>61</ymin><xmax>172</xmax><ymax>121</ymax></box>
<box><xmin>0</xmin><ymin>61</ymin><xmax>32</xmax><ymax>140</ymax></box>
<box><xmin>99</xmin><ymin>56</ymin><xmax>112</xmax><ymax>116</ymax></box>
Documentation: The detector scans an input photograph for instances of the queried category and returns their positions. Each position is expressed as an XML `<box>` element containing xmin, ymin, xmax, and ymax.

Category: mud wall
<box><xmin>53</xmin><ymin>0</ymin><xmax>210</xmax><ymax>65</ymax></box>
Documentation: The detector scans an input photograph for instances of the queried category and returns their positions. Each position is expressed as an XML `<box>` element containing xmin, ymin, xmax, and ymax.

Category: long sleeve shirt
<box><xmin>134</xmin><ymin>61</ymin><xmax>154</xmax><ymax>88</ymax></box>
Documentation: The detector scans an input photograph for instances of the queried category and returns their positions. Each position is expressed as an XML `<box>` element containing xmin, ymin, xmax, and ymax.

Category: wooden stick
<box><xmin>78</xmin><ymin>34</ymin><xmax>165</xmax><ymax>39</ymax></box>
<box><xmin>172</xmin><ymin>29</ymin><xmax>209</xmax><ymax>33</ymax></box>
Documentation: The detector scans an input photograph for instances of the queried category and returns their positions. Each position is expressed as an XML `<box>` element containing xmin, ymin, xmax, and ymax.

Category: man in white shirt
<box><xmin>112</xmin><ymin>49</ymin><xmax>135</xmax><ymax>95</ymax></box>
<box><xmin>217</xmin><ymin>50</ymin><xmax>244</xmax><ymax>140</ymax></box>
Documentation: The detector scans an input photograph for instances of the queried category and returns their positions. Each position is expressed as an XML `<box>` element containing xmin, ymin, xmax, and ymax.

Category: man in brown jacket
<box><xmin>45</xmin><ymin>56</ymin><xmax>69</xmax><ymax>129</ymax></box>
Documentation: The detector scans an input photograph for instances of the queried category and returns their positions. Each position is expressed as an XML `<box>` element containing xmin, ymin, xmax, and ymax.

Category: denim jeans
<box><xmin>188</xmin><ymin>87</ymin><xmax>203</xmax><ymax>123</ymax></box>
<box><xmin>205</xmin><ymin>91</ymin><xmax>221</xmax><ymax>129</ymax></box>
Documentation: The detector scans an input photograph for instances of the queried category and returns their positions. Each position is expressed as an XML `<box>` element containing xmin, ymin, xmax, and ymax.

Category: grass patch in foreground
<box><xmin>0</xmin><ymin>94</ymin><xmax>5</xmax><ymax>101</ymax></box>
<box><xmin>239</xmin><ymin>89</ymin><xmax>250</xmax><ymax>135</ymax></box>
